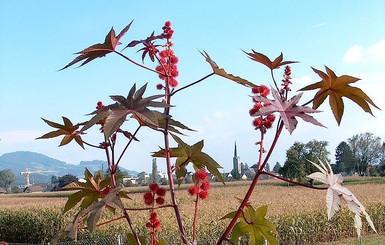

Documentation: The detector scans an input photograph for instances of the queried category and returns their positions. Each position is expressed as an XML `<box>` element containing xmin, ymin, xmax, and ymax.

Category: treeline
<box><xmin>274</xmin><ymin>132</ymin><xmax>385</xmax><ymax>183</ymax></box>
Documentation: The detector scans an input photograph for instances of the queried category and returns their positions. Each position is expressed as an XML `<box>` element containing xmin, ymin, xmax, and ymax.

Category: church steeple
<box><xmin>232</xmin><ymin>141</ymin><xmax>241</xmax><ymax>179</ymax></box>
<box><xmin>234</xmin><ymin>141</ymin><xmax>238</xmax><ymax>158</ymax></box>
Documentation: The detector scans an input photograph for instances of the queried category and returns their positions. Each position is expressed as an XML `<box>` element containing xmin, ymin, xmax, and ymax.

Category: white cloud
<box><xmin>343</xmin><ymin>39</ymin><xmax>385</xmax><ymax>64</ymax></box>
<box><xmin>343</xmin><ymin>45</ymin><xmax>364</xmax><ymax>63</ymax></box>
<box><xmin>368</xmin><ymin>39</ymin><xmax>385</xmax><ymax>62</ymax></box>
<box><xmin>0</xmin><ymin>130</ymin><xmax>43</xmax><ymax>144</ymax></box>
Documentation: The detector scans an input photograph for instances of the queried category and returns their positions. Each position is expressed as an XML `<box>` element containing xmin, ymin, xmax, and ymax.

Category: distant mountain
<box><xmin>0</xmin><ymin>151</ymin><xmax>138</xmax><ymax>185</ymax></box>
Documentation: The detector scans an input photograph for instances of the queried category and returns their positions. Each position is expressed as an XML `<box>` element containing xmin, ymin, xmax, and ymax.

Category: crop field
<box><xmin>1</xmin><ymin>178</ymin><xmax>385</xmax><ymax>244</ymax></box>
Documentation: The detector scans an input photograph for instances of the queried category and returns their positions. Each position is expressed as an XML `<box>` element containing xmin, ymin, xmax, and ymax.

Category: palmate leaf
<box><xmin>222</xmin><ymin>205</ymin><xmax>277</xmax><ymax>245</ymax></box>
<box><xmin>37</xmin><ymin>117</ymin><xmax>84</xmax><ymax>149</ymax></box>
<box><xmin>200</xmin><ymin>51</ymin><xmax>258</xmax><ymax>88</ymax></box>
<box><xmin>299</xmin><ymin>66</ymin><xmax>380</xmax><ymax>125</ymax></box>
<box><xmin>152</xmin><ymin>133</ymin><xmax>223</xmax><ymax>183</ymax></box>
<box><xmin>61</xmin><ymin>168</ymin><xmax>129</xmax><ymax>214</ymax></box>
<box><xmin>252</xmin><ymin>88</ymin><xmax>325</xmax><ymax>134</ymax></box>
<box><xmin>244</xmin><ymin>50</ymin><xmax>298</xmax><ymax>70</ymax></box>
<box><xmin>61</xmin><ymin>188</ymin><xmax>125</xmax><ymax>240</ymax></box>
<box><xmin>80</xmin><ymin>83</ymin><xmax>170</xmax><ymax>139</ymax></box>
<box><xmin>60</xmin><ymin>20</ymin><xmax>134</xmax><ymax>70</ymax></box>
<box><xmin>151</xmin><ymin>110</ymin><xmax>195</xmax><ymax>135</ymax></box>
<box><xmin>306</xmin><ymin>159</ymin><xmax>377</xmax><ymax>239</ymax></box>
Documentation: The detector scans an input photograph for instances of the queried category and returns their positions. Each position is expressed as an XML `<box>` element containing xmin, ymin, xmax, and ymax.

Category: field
<box><xmin>1</xmin><ymin>177</ymin><xmax>385</xmax><ymax>244</ymax></box>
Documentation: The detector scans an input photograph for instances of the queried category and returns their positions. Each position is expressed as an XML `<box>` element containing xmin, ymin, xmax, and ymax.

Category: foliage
<box><xmin>299</xmin><ymin>66</ymin><xmax>380</xmax><ymax>125</ymax></box>
<box><xmin>348</xmin><ymin>132</ymin><xmax>383</xmax><ymax>175</ymax></box>
<box><xmin>0</xmin><ymin>208</ymin><xmax>64</xmax><ymax>243</ymax></box>
<box><xmin>279</xmin><ymin>140</ymin><xmax>330</xmax><ymax>183</ymax></box>
<box><xmin>0</xmin><ymin>169</ymin><xmax>16</xmax><ymax>192</ymax></box>
<box><xmin>335</xmin><ymin>141</ymin><xmax>356</xmax><ymax>174</ymax></box>
<box><xmin>222</xmin><ymin>205</ymin><xmax>277</xmax><ymax>245</ymax></box>
<box><xmin>58</xmin><ymin>174</ymin><xmax>79</xmax><ymax>188</ymax></box>
<box><xmin>36</xmin><ymin>20</ymin><xmax>380</xmax><ymax>244</ymax></box>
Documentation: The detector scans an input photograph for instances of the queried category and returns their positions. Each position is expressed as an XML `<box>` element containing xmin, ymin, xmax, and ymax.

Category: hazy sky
<box><xmin>1</xmin><ymin>1</ymin><xmax>384</xmax><ymax>173</ymax></box>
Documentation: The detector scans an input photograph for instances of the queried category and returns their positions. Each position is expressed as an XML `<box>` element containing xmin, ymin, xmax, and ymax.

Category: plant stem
<box><xmin>217</xmin><ymin>121</ymin><xmax>284</xmax><ymax>244</ymax></box>
<box><xmin>122</xmin><ymin>209</ymin><xmax>141</xmax><ymax>245</ymax></box>
<box><xmin>261</xmin><ymin>171</ymin><xmax>328</xmax><ymax>190</ymax></box>
<box><xmin>301</xmin><ymin>89</ymin><xmax>329</xmax><ymax>107</ymax></box>
<box><xmin>163</xmin><ymin>82</ymin><xmax>188</xmax><ymax>244</ymax></box>
<box><xmin>192</xmin><ymin>194</ymin><xmax>200</xmax><ymax>242</ymax></box>
<box><xmin>270</xmin><ymin>69</ymin><xmax>280</xmax><ymax>92</ymax></box>
<box><xmin>116</xmin><ymin>126</ymin><xmax>142</xmax><ymax>166</ymax></box>
<box><xmin>114</xmin><ymin>51</ymin><xmax>160</xmax><ymax>74</ymax></box>
<box><xmin>171</xmin><ymin>73</ymin><xmax>215</xmax><ymax>96</ymax></box>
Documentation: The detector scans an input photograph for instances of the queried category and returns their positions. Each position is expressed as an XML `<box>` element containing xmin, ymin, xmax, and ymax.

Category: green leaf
<box><xmin>65</xmin><ymin>189</ymin><xmax>124</xmax><ymax>239</ymax></box>
<box><xmin>225</xmin><ymin>205</ymin><xmax>278</xmax><ymax>245</ymax></box>
<box><xmin>152</xmin><ymin>134</ymin><xmax>224</xmax><ymax>182</ymax></box>
<box><xmin>126</xmin><ymin>233</ymin><xmax>146</xmax><ymax>245</ymax></box>
<box><xmin>200</xmin><ymin>50</ymin><xmax>258</xmax><ymax>88</ymax></box>
<box><xmin>63</xmin><ymin>190</ymin><xmax>86</xmax><ymax>214</ymax></box>
<box><xmin>152</xmin><ymin>110</ymin><xmax>195</xmax><ymax>135</ymax></box>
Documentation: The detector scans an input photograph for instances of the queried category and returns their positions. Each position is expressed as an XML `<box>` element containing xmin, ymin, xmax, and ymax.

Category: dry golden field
<box><xmin>1</xmin><ymin>179</ymin><xmax>384</xmax><ymax>244</ymax></box>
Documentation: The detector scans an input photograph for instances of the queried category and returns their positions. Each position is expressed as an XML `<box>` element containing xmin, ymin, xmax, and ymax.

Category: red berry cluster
<box><xmin>96</xmin><ymin>101</ymin><xmax>104</xmax><ymax>109</ymax></box>
<box><xmin>143</xmin><ymin>183</ymin><xmax>166</xmax><ymax>241</ymax></box>
<box><xmin>143</xmin><ymin>183</ymin><xmax>166</xmax><ymax>206</ymax></box>
<box><xmin>146</xmin><ymin>211</ymin><xmax>161</xmax><ymax>234</ymax></box>
<box><xmin>280</xmin><ymin>65</ymin><xmax>292</xmax><ymax>95</ymax></box>
<box><xmin>187</xmin><ymin>169</ymin><xmax>210</xmax><ymax>200</ymax></box>
<box><xmin>162</xmin><ymin>21</ymin><xmax>174</xmax><ymax>39</ymax></box>
<box><xmin>155</xmin><ymin>21</ymin><xmax>179</xmax><ymax>88</ymax></box>
<box><xmin>249</xmin><ymin>85</ymin><xmax>276</xmax><ymax>132</ymax></box>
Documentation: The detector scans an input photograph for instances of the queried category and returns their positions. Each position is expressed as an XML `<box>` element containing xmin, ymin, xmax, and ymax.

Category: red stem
<box><xmin>114</xmin><ymin>51</ymin><xmax>160</xmax><ymax>74</ymax></box>
<box><xmin>261</xmin><ymin>171</ymin><xmax>328</xmax><ymax>190</ymax></box>
<box><xmin>217</xmin><ymin>121</ymin><xmax>284</xmax><ymax>244</ymax></box>
<box><xmin>192</xmin><ymin>192</ymin><xmax>200</xmax><ymax>242</ymax></box>
<box><xmin>162</xmin><ymin>63</ymin><xmax>188</xmax><ymax>244</ymax></box>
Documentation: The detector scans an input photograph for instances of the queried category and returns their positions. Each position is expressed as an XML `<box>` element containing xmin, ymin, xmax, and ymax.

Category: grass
<box><xmin>321</xmin><ymin>234</ymin><xmax>385</xmax><ymax>245</ymax></box>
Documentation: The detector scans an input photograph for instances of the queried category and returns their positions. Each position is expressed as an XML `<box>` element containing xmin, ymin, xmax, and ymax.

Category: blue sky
<box><xmin>1</xmin><ymin>1</ymin><xmax>384</xmax><ymax>173</ymax></box>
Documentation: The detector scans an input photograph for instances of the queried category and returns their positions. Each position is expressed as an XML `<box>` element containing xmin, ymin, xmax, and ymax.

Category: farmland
<box><xmin>1</xmin><ymin>177</ymin><xmax>385</xmax><ymax>244</ymax></box>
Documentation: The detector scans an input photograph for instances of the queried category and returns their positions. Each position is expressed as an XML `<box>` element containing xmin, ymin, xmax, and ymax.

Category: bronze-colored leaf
<box><xmin>37</xmin><ymin>117</ymin><xmax>84</xmax><ymax>149</ymax></box>
<box><xmin>244</xmin><ymin>50</ymin><xmax>298</xmax><ymax>70</ymax></box>
<box><xmin>200</xmin><ymin>50</ymin><xmax>257</xmax><ymax>88</ymax></box>
<box><xmin>299</xmin><ymin>66</ymin><xmax>380</xmax><ymax>125</ymax></box>
<box><xmin>60</xmin><ymin>21</ymin><xmax>134</xmax><ymax>70</ymax></box>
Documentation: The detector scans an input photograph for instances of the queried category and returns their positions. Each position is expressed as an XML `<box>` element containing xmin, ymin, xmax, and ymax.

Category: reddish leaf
<box><xmin>252</xmin><ymin>88</ymin><xmax>325</xmax><ymax>134</ymax></box>
<box><xmin>200</xmin><ymin>51</ymin><xmax>258</xmax><ymax>88</ymax></box>
<box><xmin>299</xmin><ymin>66</ymin><xmax>380</xmax><ymax>125</ymax></box>
<box><xmin>81</xmin><ymin>83</ymin><xmax>170</xmax><ymax>139</ymax></box>
<box><xmin>37</xmin><ymin>117</ymin><xmax>84</xmax><ymax>148</ymax></box>
<box><xmin>60</xmin><ymin>21</ymin><xmax>134</xmax><ymax>70</ymax></box>
<box><xmin>244</xmin><ymin>50</ymin><xmax>298</xmax><ymax>70</ymax></box>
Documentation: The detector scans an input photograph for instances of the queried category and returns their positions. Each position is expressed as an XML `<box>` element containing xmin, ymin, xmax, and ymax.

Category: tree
<box><xmin>335</xmin><ymin>141</ymin><xmax>356</xmax><ymax>174</ymax></box>
<box><xmin>51</xmin><ymin>175</ymin><xmax>59</xmax><ymax>184</ymax></box>
<box><xmin>137</xmin><ymin>171</ymin><xmax>149</xmax><ymax>186</ymax></box>
<box><xmin>58</xmin><ymin>174</ymin><xmax>78</xmax><ymax>188</ymax></box>
<box><xmin>279</xmin><ymin>140</ymin><xmax>330</xmax><ymax>183</ymax></box>
<box><xmin>264</xmin><ymin>163</ymin><xmax>271</xmax><ymax>172</ymax></box>
<box><xmin>272</xmin><ymin>162</ymin><xmax>281</xmax><ymax>173</ymax></box>
<box><xmin>0</xmin><ymin>169</ymin><xmax>16</xmax><ymax>192</ymax></box>
<box><xmin>151</xmin><ymin>158</ymin><xmax>159</xmax><ymax>183</ymax></box>
<box><xmin>279</xmin><ymin>142</ymin><xmax>307</xmax><ymax>182</ymax></box>
<box><xmin>348</xmin><ymin>132</ymin><xmax>382</xmax><ymax>175</ymax></box>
